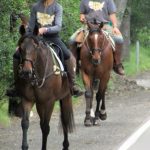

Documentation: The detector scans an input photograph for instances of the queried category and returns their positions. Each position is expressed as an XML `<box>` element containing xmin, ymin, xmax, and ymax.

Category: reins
<box><xmin>33</xmin><ymin>42</ymin><xmax>63</xmax><ymax>88</ymax></box>
<box><xmin>19</xmin><ymin>38</ymin><xmax>57</xmax><ymax>88</ymax></box>
<box><xmin>34</xmin><ymin>46</ymin><xmax>52</xmax><ymax>88</ymax></box>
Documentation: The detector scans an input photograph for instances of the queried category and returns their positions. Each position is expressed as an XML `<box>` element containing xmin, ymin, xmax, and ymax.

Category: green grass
<box><xmin>0</xmin><ymin>99</ymin><xmax>10</xmax><ymax>126</ymax></box>
<box><xmin>124</xmin><ymin>45</ymin><xmax>150</xmax><ymax>76</ymax></box>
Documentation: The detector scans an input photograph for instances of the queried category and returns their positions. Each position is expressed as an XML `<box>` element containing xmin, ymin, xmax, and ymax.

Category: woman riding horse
<box><xmin>15</xmin><ymin>24</ymin><xmax>75</xmax><ymax>150</ymax></box>
<box><xmin>7</xmin><ymin>0</ymin><xmax>83</xmax><ymax>97</ymax></box>
<box><xmin>70</xmin><ymin>0</ymin><xmax>125</xmax><ymax>76</ymax></box>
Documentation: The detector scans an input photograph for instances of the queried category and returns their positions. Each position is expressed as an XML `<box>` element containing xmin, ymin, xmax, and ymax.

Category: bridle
<box><xmin>18</xmin><ymin>38</ymin><xmax>54</xmax><ymax>88</ymax></box>
<box><xmin>85</xmin><ymin>28</ymin><xmax>106</xmax><ymax>55</ymax></box>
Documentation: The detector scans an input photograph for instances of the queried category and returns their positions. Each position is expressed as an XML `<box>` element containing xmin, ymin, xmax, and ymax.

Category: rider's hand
<box><xmin>80</xmin><ymin>14</ymin><xmax>86</xmax><ymax>24</ymax></box>
<box><xmin>39</xmin><ymin>27</ymin><xmax>48</xmax><ymax>35</ymax></box>
<box><xmin>113</xmin><ymin>26</ymin><xmax>121</xmax><ymax>35</ymax></box>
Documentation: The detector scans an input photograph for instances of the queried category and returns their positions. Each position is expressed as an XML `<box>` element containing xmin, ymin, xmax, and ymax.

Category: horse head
<box><xmin>18</xmin><ymin>25</ymin><xmax>39</xmax><ymax>80</ymax></box>
<box><xmin>86</xmin><ymin>21</ymin><xmax>104</xmax><ymax>65</ymax></box>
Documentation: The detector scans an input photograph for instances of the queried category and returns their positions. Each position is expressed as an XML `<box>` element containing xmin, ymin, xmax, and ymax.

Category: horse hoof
<box><xmin>99</xmin><ymin>112</ymin><xmax>107</xmax><ymax>120</ymax></box>
<box><xmin>22</xmin><ymin>145</ymin><xmax>28</xmax><ymax>150</ymax></box>
<box><xmin>84</xmin><ymin>117</ymin><xmax>93</xmax><ymax>127</ymax></box>
<box><xmin>93</xmin><ymin>117</ymin><xmax>101</xmax><ymax>126</ymax></box>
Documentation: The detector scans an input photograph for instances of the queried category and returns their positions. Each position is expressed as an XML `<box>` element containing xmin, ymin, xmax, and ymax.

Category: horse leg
<box><xmin>84</xmin><ymin>90</ymin><xmax>94</xmax><ymax>126</ymax></box>
<box><xmin>94</xmin><ymin>90</ymin><xmax>107</xmax><ymax>123</ymax></box>
<box><xmin>94</xmin><ymin>75</ymin><xmax>110</xmax><ymax>125</ymax></box>
<box><xmin>93</xmin><ymin>91</ymin><xmax>102</xmax><ymax>126</ymax></box>
<box><xmin>99</xmin><ymin>90</ymin><xmax>107</xmax><ymax>120</ymax></box>
<box><xmin>36</xmin><ymin>101</ymin><xmax>55</xmax><ymax>150</ymax></box>
<box><xmin>81</xmin><ymin>71</ymin><xmax>94</xmax><ymax>126</ymax></box>
<box><xmin>60</xmin><ymin>94</ymin><xmax>75</xmax><ymax>150</ymax></box>
<box><xmin>21</xmin><ymin>99</ymin><xmax>34</xmax><ymax>150</ymax></box>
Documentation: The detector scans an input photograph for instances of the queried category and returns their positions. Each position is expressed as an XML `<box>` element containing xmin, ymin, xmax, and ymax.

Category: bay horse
<box><xmin>79</xmin><ymin>22</ymin><xmax>113</xmax><ymax>126</ymax></box>
<box><xmin>14</xmin><ymin>25</ymin><xmax>74</xmax><ymax>150</ymax></box>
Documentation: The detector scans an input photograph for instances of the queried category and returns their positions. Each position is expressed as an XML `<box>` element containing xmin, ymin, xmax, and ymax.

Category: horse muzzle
<box><xmin>91</xmin><ymin>50</ymin><xmax>102</xmax><ymax>65</ymax></box>
<box><xmin>19</xmin><ymin>66</ymin><xmax>33</xmax><ymax>80</ymax></box>
<box><xmin>19</xmin><ymin>70</ymin><xmax>32</xmax><ymax>79</ymax></box>
<box><xmin>92</xmin><ymin>58</ymin><xmax>101</xmax><ymax>65</ymax></box>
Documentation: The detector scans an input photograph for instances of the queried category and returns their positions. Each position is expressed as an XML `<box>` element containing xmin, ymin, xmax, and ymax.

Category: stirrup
<box><xmin>61</xmin><ymin>71</ymin><xmax>67</xmax><ymax>77</ymax></box>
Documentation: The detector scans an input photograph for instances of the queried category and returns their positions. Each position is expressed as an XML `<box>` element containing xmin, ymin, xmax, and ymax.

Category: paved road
<box><xmin>119</xmin><ymin>119</ymin><xmax>150</xmax><ymax>150</ymax></box>
<box><xmin>0</xmin><ymin>75</ymin><xmax>150</xmax><ymax>150</ymax></box>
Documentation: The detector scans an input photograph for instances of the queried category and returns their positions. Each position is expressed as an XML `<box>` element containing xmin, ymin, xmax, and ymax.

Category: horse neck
<box><xmin>36</xmin><ymin>45</ymin><xmax>53</xmax><ymax>78</ymax></box>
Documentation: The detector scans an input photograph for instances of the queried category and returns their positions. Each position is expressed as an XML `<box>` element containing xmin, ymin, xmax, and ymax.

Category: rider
<box><xmin>6</xmin><ymin>0</ymin><xmax>83</xmax><ymax>97</ymax></box>
<box><xmin>70</xmin><ymin>0</ymin><xmax>125</xmax><ymax>75</ymax></box>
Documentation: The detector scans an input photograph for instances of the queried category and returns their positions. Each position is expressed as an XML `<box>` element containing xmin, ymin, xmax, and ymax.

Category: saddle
<box><xmin>75</xmin><ymin>31</ymin><xmax>85</xmax><ymax>43</ymax></box>
<box><xmin>46</xmin><ymin>42</ymin><xmax>66</xmax><ymax>75</ymax></box>
<box><xmin>74</xmin><ymin>29</ymin><xmax>115</xmax><ymax>50</ymax></box>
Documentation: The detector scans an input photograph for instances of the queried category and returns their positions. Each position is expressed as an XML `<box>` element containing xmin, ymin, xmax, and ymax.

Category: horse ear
<box><xmin>33</xmin><ymin>25</ymin><xmax>39</xmax><ymax>36</ymax></box>
<box><xmin>99</xmin><ymin>22</ymin><xmax>104</xmax><ymax>29</ymax></box>
<box><xmin>19</xmin><ymin>25</ymin><xmax>26</xmax><ymax>36</ymax></box>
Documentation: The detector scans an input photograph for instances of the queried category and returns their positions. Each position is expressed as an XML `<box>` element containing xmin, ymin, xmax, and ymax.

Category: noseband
<box><xmin>21</xmin><ymin>58</ymin><xmax>34</xmax><ymax>66</ymax></box>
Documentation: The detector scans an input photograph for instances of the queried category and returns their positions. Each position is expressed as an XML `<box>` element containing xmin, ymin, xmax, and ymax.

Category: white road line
<box><xmin>118</xmin><ymin>119</ymin><xmax>150</xmax><ymax>150</ymax></box>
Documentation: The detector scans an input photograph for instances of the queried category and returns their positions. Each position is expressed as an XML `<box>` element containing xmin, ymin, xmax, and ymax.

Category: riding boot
<box><xmin>69</xmin><ymin>42</ymin><xmax>81</xmax><ymax>75</ymax></box>
<box><xmin>6</xmin><ymin>57</ymin><xmax>20</xmax><ymax>97</ymax></box>
<box><xmin>113</xmin><ymin>43</ymin><xmax>125</xmax><ymax>75</ymax></box>
<box><xmin>65</xmin><ymin>54</ymin><xmax>84</xmax><ymax>97</ymax></box>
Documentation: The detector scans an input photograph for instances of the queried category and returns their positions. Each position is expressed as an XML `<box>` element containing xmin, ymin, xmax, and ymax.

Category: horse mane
<box><xmin>18</xmin><ymin>33</ymin><xmax>39</xmax><ymax>47</ymax></box>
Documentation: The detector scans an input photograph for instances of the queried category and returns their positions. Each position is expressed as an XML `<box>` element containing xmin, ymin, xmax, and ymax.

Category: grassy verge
<box><xmin>124</xmin><ymin>45</ymin><xmax>150</xmax><ymax>76</ymax></box>
<box><xmin>0</xmin><ymin>99</ymin><xmax>10</xmax><ymax>126</ymax></box>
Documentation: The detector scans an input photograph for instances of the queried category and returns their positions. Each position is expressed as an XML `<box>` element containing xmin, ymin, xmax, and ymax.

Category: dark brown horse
<box><xmin>75</xmin><ymin>22</ymin><xmax>113</xmax><ymax>126</ymax></box>
<box><xmin>14</xmin><ymin>25</ymin><xmax>74</xmax><ymax>150</ymax></box>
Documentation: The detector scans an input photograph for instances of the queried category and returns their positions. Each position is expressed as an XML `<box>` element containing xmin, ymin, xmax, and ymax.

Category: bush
<box><xmin>136</xmin><ymin>27</ymin><xmax>150</xmax><ymax>47</ymax></box>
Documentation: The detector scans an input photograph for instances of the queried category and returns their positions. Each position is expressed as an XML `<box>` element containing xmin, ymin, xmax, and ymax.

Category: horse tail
<box><xmin>59</xmin><ymin>95</ymin><xmax>75</xmax><ymax>133</ymax></box>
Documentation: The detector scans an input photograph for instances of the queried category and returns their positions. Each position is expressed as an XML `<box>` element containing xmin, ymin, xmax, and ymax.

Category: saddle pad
<box><xmin>102</xmin><ymin>30</ymin><xmax>115</xmax><ymax>51</ymax></box>
<box><xmin>47</xmin><ymin>45</ymin><xmax>64</xmax><ymax>74</ymax></box>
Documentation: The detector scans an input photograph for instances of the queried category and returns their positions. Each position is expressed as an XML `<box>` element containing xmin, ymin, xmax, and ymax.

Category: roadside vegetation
<box><xmin>124</xmin><ymin>45</ymin><xmax>150</xmax><ymax>76</ymax></box>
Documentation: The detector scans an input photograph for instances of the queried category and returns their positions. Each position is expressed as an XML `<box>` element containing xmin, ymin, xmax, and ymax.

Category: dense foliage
<box><xmin>129</xmin><ymin>0</ymin><xmax>150</xmax><ymax>46</ymax></box>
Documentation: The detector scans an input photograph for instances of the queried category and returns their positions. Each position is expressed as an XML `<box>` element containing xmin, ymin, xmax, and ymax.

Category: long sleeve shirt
<box><xmin>28</xmin><ymin>0</ymin><xmax>63</xmax><ymax>38</ymax></box>
<box><xmin>80</xmin><ymin>0</ymin><xmax>116</xmax><ymax>23</ymax></box>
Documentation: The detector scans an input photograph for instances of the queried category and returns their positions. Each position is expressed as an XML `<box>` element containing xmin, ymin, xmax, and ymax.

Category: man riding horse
<box><xmin>7</xmin><ymin>0</ymin><xmax>83</xmax><ymax>98</ymax></box>
<box><xmin>70</xmin><ymin>0</ymin><xmax>125</xmax><ymax>76</ymax></box>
